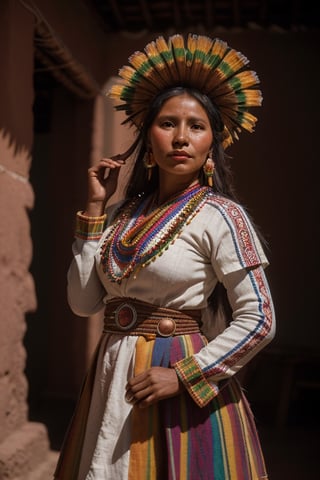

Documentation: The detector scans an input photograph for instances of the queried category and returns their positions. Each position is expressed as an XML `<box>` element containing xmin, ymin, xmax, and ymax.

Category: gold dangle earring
<box><xmin>203</xmin><ymin>155</ymin><xmax>215</xmax><ymax>187</ymax></box>
<box><xmin>144</xmin><ymin>150</ymin><xmax>156</xmax><ymax>181</ymax></box>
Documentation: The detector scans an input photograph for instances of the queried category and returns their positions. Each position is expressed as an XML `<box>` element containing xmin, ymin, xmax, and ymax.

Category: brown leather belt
<box><xmin>103</xmin><ymin>297</ymin><xmax>201</xmax><ymax>337</ymax></box>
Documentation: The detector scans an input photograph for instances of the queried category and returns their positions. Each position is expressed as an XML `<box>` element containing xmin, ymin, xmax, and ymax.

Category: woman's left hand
<box><xmin>125</xmin><ymin>367</ymin><xmax>184</xmax><ymax>408</ymax></box>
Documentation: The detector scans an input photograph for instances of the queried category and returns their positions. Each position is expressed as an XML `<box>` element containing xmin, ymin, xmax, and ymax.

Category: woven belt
<box><xmin>103</xmin><ymin>297</ymin><xmax>201</xmax><ymax>337</ymax></box>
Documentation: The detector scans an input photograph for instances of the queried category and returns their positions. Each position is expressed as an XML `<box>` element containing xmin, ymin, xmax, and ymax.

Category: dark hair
<box><xmin>116</xmin><ymin>86</ymin><xmax>238</xmax><ymax>202</ymax></box>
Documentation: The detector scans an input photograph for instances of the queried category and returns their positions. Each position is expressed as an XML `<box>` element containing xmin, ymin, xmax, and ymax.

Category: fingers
<box><xmin>125</xmin><ymin>386</ymin><xmax>153</xmax><ymax>406</ymax></box>
<box><xmin>125</xmin><ymin>374</ymin><xmax>153</xmax><ymax>406</ymax></box>
<box><xmin>86</xmin><ymin>157</ymin><xmax>125</xmax><ymax>205</ymax></box>
<box><xmin>102</xmin><ymin>156</ymin><xmax>125</xmax><ymax>167</ymax></box>
<box><xmin>88</xmin><ymin>157</ymin><xmax>125</xmax><ymax>178</ymax></box>
<box><xmin>125</xmin><ymin>367</ymin><xmax>182</xmax><ymax>408</ymax></box>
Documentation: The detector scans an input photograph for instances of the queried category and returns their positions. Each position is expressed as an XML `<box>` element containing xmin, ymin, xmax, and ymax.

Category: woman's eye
<box><xmin>161</xmin><ymin>120</ymin><xmax>174</xmax><ymax>128</ymax></box>
<box><xmin>192</xmin><ymin>124</ymin><xmax>203</xmax><ymax>130</ymax></box>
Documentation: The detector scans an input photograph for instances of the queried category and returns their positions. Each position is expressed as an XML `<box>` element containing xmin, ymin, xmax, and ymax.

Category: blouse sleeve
<box><xmin>67</xmin><ymin>211</ymin><xmax>107</xmax><ymax>317</ymax></box>
<box><xmin>208</xmin><ymin>197</ymin><xmax>269</xmax><ymax>279</ymax></box>
<box><xmin>173</xmin><ymin>198</ymin><xmax>276</xmax><ymax>407</ymax></box>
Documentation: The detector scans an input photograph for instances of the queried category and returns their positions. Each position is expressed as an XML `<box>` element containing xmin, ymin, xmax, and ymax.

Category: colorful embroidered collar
<box><xmin>100</xmin><ymin>183</ymin><xmax>212</xmax><ymax>283</ymax></box>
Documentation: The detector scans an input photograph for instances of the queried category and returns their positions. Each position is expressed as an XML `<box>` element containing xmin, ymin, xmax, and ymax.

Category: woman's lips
<box><xmin>169</xmin><ymin>151</ymin><xmax>191</xmax><ymax>161</ymax></box>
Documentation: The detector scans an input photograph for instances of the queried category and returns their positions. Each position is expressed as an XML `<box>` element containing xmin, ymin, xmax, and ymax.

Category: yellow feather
<box><xmin>153</xmin><ymin>36</ymin><xmax>176</xmax><ymax>82</ymax></box>
<box><xmin>119</xmin><ymin>65</ymin><xmax>166</xmax><ymax>94</ymax></box>
<box><xmin>230</xmin><ymin>71</ymin><xmax>260</xmax><ymax>90</ymax></box>
<box><xmin>187</xmin><ymin>35</ymin><xmax>214</xmax><ymax>83</ymax></box>
<box><xmin>187</xmin><ymin>34</ymin><xmax>197</xmax><ymax>54</ymax></box>
<box><xmin>108</xmin><ymin>84</ymin><xmax>127</xmax><ymax>101</ymax></box>
<box><xmin>211</xmin><ymin>38</ymin><xmax>229</xmax><ymax>58</ymax></box>
<box><xmin>221</xmin><ymin>49</ymin><xmax>249</xmax><ymax>74</ymax></box>
<box><xmin>118</xmin><ymin>65</ymin><xmax>137</xmax><ymax>83</ymax></box>
<box><xmin>170</xmin><ymin>34</ymin><xmax>186</xmax><ymax>79</ymax></box>
<box><xmin>241</xmin><ymin>89</ymin><xmax>263</xmax><ymax>106</ymax></box>
<box><xmin>155</xmin><ymin>36</ymin><xmax>171</xmax><ymax>54</ymax></box>
<box><xmin>145</xmin><ymin>41</ymin><xmax>174</xmax><ymax>84</ymax></box>
<box><xmin>129</xmin><ymin>51</ymin><xmax>149</xmax><ymax>71</ymax></box>
<box><xmin>241</xmin><ymin>112</ymin><xmax>258</xmax><ymax>131</ymax></box>
<box><xmin>145</xmin><ymin>41</ymin><xmax>158</xmax><ymax>56</ymax></box>
<box><xmin>195</xmin><ymin>35</ymin><xmax>214</xmax><ymax>55</ymax></box>
<box><xmin>170</xmin><ymin>34</ymin><xmax>185</xmax><ymax>51</ymax></box>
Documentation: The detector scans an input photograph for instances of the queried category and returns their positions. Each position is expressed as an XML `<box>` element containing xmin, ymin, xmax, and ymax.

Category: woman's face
<box><xmin>148</xmin><ymin>93</ymin><xmax>213</xmax><ymax>183</ymax></box>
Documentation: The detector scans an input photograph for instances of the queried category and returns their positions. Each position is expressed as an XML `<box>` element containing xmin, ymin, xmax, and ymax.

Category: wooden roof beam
<box><xmin>109</xmin><ymin>0</ymin><xmax>126</xmax><ymax>29</ymax></box>
<box><xmin>139</xmin><ymin>0</ymin><xmax>153</xmax><ymax>28</ymax></box>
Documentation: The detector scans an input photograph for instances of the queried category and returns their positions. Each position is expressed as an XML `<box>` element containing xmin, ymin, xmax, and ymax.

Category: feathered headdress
<box><xmin>108</xmin><ymin>33</ymin><xmax>262</xmax><ymax>149</ymax></box>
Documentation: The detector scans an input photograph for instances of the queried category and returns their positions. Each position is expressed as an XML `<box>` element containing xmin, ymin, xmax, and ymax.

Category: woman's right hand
<box><xmin>83</xmin><ymin>156</ymin><xmax>125</xmax><ymax>217</ymax></box>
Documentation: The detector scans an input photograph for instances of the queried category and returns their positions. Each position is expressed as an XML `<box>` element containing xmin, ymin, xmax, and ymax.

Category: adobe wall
<box><xmin>0</xmin><ymin>1</ymin><xmax>52</xmax><ymax>478</ymax></box>
<box><xmin>0</xmin><ymin>0</ymin><xmax>34</xmax><ymax>445</ymax></box>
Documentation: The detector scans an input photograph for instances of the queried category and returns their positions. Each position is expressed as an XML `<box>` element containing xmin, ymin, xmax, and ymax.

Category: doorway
<box><xmin>24</xmin><ymin>57</ymin><xmax>94</xmax><ymax>450</ymax></box>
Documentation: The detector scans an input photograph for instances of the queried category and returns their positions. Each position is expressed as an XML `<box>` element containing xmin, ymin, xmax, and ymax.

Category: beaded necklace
<box><xmin>100</xmin><ymin>183</ymin><xmax>212</xmax><ymax>283</ymax></box>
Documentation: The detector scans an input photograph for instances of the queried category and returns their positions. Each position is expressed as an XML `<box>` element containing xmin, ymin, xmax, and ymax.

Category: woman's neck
<box><xmin>156</xmin><ymin>176</ymin><xmax>200</xmax><ymax>205</ymax></box>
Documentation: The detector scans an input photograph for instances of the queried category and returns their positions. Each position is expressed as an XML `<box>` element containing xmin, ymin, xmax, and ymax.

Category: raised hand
<box><xmin>83</xmin><ymin>156</ymin><xmax>125</xmax><ymax>216</ymax></box>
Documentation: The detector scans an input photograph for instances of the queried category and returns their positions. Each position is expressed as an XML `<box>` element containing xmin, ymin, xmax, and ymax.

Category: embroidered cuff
<box><xmin>75</xmin><ymin>211</ymin><xmax>107</xmax><ymax>240</ymax></box>
<box><xmin>174</xmin><ymin>356</ymin><xmax>219</xmax><ymax>407</ymax></box>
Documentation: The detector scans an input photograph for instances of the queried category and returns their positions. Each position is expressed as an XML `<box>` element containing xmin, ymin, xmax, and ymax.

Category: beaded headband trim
<box><xmin>108</xmin><ymin>33</ymin><xmax>262</xmax><ymax>149</ymax></box>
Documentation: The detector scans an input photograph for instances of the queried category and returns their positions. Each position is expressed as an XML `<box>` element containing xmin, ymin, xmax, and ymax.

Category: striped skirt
<box><xmin>54</xmin><ymin>332</ymin><xmax>268</xmax><ymax>479</ymax></box>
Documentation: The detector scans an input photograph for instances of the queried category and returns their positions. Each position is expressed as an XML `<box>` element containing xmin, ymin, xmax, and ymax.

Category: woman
<box><xmin>54</xmin><ymin>34</ymin><xmax>275</xmax><ymax>479</ymax></box>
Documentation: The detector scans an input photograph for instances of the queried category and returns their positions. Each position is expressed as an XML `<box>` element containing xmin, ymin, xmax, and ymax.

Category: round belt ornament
<box><xmin>114</xmin><ymin>303</ymin><xmax>137</xmax><ymax>330</ymax></box>
<box><xmin>157</xmin><ymin>318</ymin><xmax>176</xmax><ymax>337</ymax></box>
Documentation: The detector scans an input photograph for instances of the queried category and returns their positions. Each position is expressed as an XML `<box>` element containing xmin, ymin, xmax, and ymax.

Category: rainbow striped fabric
<box><xmin>128</xmin><ymin>334</ymin><xmax>268</xmax><ymax>479</ymax></box>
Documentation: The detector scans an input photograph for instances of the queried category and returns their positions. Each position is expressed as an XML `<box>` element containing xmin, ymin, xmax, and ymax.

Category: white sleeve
<box><xmin>174</xmin><ymin>197</ymin><xmax>276</xmax><ymax>407</ymax></box>
<box><xmin>67</xmin><ymin>238</ymin><xmax>105</xmax><ymax>317</ymax></box>
<box><xmin>174</xmin><ymin>266</ymin><xmax>275</xmax><ymax>407</ymax></box>
<box><xmin>66</xmin><ymin>203</ymin><xmax>125</xmax><ymax>316</ymax></box>
<box><xmin>195</xmin><ymin>266</ymin><xmax>276</xmax><ymax>379</ymax></box>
